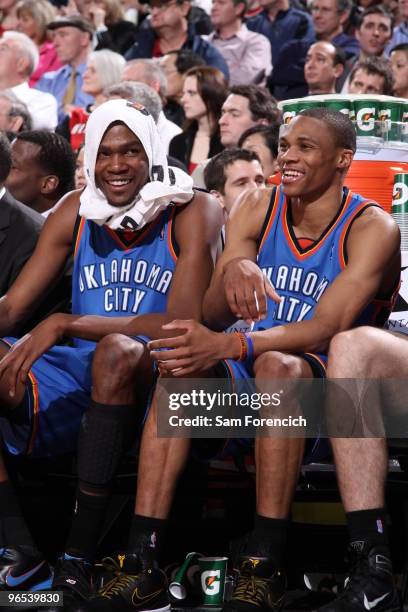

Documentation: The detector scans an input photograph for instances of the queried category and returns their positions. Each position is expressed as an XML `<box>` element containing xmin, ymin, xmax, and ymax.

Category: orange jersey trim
<box><xmin>338</xmin><ymin>201</ymin><xmax>379</xmax><ymax>269</ymax></box>
<box><xmin>258</xmin><ymin>187</ymin><xmax>280</xmax><ymax>253</ymax></box>
<box><xmin>303</xmin><ymin>352</ymin><xmax>327</xmax><ymax>372</ymax></box>
<box><xmin>283</xmin><ymin>190</ymin><xmax>353</xmax><ymax>261</ymax></box>
<box><xmin>27</xmin><ymin>371</ymin><xmax>39</xmax><ymax>455</ymax></box>
<box><xmin>73</xmin><ymin>217</ymin><xmax>86</xmax><ymax>257</ymax></box>
<box><xmin>167</xmin><ymin>206</ymin><xmax>178</xmax><ymax>263</ymax></box>
<box><xmin>0</xmin><ymin>338</ymin><xmax>39</xmax><ymax>455</ymax></box>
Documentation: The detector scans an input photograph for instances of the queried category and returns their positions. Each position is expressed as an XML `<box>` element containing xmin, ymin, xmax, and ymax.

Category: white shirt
<box><xmin>12</xmin><ymin>81</ymin><xmax>58</xmax><ymax>131</ymax></box>
<box><xmin>157</xmin><ymin>111</ymin><xmax>182</xmax><ymax>153</ymax></box>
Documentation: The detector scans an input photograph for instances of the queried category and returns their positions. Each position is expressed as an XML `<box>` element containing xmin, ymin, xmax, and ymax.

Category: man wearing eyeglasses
<box><xmin>124</xmin><ymin>0</ymin><xmax>230</xmax><ymax>80</ymax></box>
<box><xmin>311</xmin><ymin>0</ymin><xmax>359</xmax><ymax>59</ymax></box>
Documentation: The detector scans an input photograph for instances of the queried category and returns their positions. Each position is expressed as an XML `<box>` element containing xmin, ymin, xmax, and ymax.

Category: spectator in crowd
<box><xmin>192</xmin><ymin>84</ymin><xmax>278</xmax><ymax>187</ymax></box>
<box><xmin>81</xmin><ymin>0</ymin><xmax>139</xmax><ymax>55</ymax></box>
<box><xmin>246</xmin><ymin>0</ymin><xmax>314</xmax><ymax>66</ymax></box>
<box><xmin>74</xmin><ymin>144</ymin><xmax>86</xmax><ymax>190</ymax></box>
<box><xmin>204</xmin><ymin>147</ymin><xmax>265</xmax><ymax>215</ymax></box>
<box><xmin>6</xmin><ymin>130</ymin><xmax>76</xmax><ymax>216</ymax></box>
<box><xmin>35</xmin><ymin>14</ymin><xmax>95</xmax><ymax>123</ymax></box>
<box><xmin>268</xmin><ymin>0</ymin><xmax>357</xmax><ymax>101</ymax></box>
<box><xmin>238</xmin><ymin>124</ymin><xmax>279</xmax><ymax>184</ymax></box>
<box><xmin>159</xmin><ymin>49</ymin><xmax>205</xmax><ymax>126</ymax></box>
<box><xmin>354</xmin><ymin>6</ymin><xmax>393</xmax><ymax>60</ymax></box>
<box><xmin>206</xmin><ymin>0</ymin><xmax>272</xmax><ymax>85</ymax></box>
<box><xmin>304</xmin><ymin>41</ymin><xmax>346</xmax><ymax>93</ymax></box>
<box><xmin>390</xmin><ymin>42</ymin><xmax>408</xmax><ymax>96</ymax></box>
<box><xmin>347</xmin><ymin>55</ymin><xmax>394</xmax><ymax>93</ymax></box>
<box><xmin>122</xmin><ymin>59</ymin><xmax>182</xmax><ymax>152</ymax></box>
<box><xmin>104</xmin><ymin>80</ymin><xmax>162</xmax><ymax>123</ymax></box>
<box><xmin>311</xmin><ymin>0</ymin><xmax>359</xmax><ymax>57</ymax></box>
<box><xmin>169</xmin><ymin>65</ymin><xmax>227</xmax><ymax>173</ymax></box>
<box><xmin>219</xmin><ymin>84</ymin><xmax>279</xmax><ymax>149</ymax></box>
<box><xmin>0</xmin><ymin>31</ymin><xmax>58</xmax><ymax>131</ymax></box>
<box><xmin>0</xmin><ymin>132</ymin><xmax>44</xmax><ymax>297</ymax></box>
<box><xmin>82</xmin><ymin>48</ymin><xmax>125</xmax><ymax>108</ymax></box>
<box><xmin>386</xmin><ymin>0</ymin><xmax>408</xmax><ymax>53</ymax></box>
<box><xmin>16</xmin><ymin>0</ymin><xmax>61</xmax><ymax>86</ymax></box>
<box><xmin>0</xmin><ymin>89</ymin><xmax>31</xmax><ymax>134</ymax></box>
<box><xmin>124</xmin><ymin>0</ymin><xmax>230</xmax><ymax>80</ymax></box>
<box><xmin>56</xmin><ymin>49</ymin><xmax>125</xmax><ymax>152</ymax></box>
<box><xmin>341</xmin><ymin>7</ymin><xmax>394</xmax><ymax>89</ymax></box>
<box><xmin>0</xmin><ymin>0</ymin><xmax>19</xmax><ymax>32</ymax></box>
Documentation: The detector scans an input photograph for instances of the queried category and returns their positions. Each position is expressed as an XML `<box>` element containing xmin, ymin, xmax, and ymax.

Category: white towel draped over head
<box><xmin>79</xmin><ymin>99</ymin><xmax>194</xmax><ymax>230</ymax></box>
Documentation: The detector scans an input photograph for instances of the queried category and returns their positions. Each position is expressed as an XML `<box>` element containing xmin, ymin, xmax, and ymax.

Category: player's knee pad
<box><xmin>77</xmin><ymin>401</ymin><xmax>137</xmax><ymax>487</ymax></box>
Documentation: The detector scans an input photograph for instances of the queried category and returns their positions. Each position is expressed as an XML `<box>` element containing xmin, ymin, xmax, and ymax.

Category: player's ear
<box><xmin>210</xmin><ymin>189</ymin><xmax>225</xmax><ymax>209</ymax></box>
<box><xmin>41</xmin><ymin>175</ymin><xmax>59</xmax><ymax>195</ymax></box>
<box><xmin>337</xmin><ymin>149</ymin><xmax>354</xmax><ymax>172</ymax></box>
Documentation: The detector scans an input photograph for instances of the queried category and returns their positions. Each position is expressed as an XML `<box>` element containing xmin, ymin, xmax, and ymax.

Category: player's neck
<box><xmin>290</xmin><ymin>184</ymin><xmax>345</xmax><ymax>238</ymax></box>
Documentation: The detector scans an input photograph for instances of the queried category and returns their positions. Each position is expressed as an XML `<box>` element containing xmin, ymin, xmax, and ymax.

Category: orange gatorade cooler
<box><xmin>345</xmin><ymin>146</ymin><xmax>408</xmax><ymax>214</ymax></box>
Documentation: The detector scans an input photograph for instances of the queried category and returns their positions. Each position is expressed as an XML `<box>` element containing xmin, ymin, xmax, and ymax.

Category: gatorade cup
<box><xmin>391</xmin><ymin>173</ymin><xmax>408</xmax><ymax>251</ymax></box>
<box><xmin>402</xmin><ymin>102</ymin><xmax>408</xmax><ymax>142</ymax></box>
<box><xmin>281</xmin><ymin>99</ymin><xmax>300</xmax><ymax>124</ymax></box>
<box><xmin>325</xmin><ymin>97</ymin><xmax>353</xmax><ymax>118</ymax></box>
<box><xmin>379</xmin><ymin>98</ymin><xmax>403</xmax><ymax>143</ymax></box>
<box><xmin>199</xmin><ymin>556</ymin><xmax>228</xmax><ymax>606</ymax></box>
<box><xmin>169</xmin><ymin>551</ymin><xmax>202</xmax><ymax>600</ymax></box>
<box><xmin>297</xmin><ymin>98</ymin><xmax>326</xmax><ymax>113</ymax></box>
<box><xmin>353</xmin><ymin>97</ymin><xmax>379</xmax><ymax>136</ymax></box>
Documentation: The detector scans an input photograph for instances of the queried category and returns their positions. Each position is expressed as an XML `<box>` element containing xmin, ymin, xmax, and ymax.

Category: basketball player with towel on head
<box><xmin>0</xmin><ymin>99</ymin><xmax>222</xmax><ymax>610</ymax></box>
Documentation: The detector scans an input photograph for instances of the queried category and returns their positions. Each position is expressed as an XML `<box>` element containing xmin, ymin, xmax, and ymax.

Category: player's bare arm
<box><xmin>0</xmin><ymin>190</ymin><xmax>81</xmax><ymax>336</ymax></box>
<box><xmin>149</xmin><ymin>207</ymin><xmax>400</xmax><ymax>375</ymax></box>
<box><xmin>203</xmin><ymin>188</ymin><xmax>280</xmax><ymax>329</ymax></box>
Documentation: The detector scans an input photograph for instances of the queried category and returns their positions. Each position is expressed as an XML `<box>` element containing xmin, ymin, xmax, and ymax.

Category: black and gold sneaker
<box><xmin>82</xmin><ymin>553</ymin><xmax>170</xmax><ymax>611</ymax></box>
<box><xmin>222</xmin><ymin>556</ymin><xmax>285</xmax><ymax>611</ymax></box>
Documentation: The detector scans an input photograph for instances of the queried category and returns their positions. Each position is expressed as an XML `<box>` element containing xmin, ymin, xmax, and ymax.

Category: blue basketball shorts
<box><xmin>0</xmin><ymin>334</ymin><xmax>153</xmax><ymax>458</ymax></box>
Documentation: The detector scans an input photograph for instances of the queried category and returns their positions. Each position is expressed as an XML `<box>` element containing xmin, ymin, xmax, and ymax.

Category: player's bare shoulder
<box><xmin>349</xmin><ymin>203</ymin><xmax>400</xmax><ymax>252</ymax></box>
<box><xmin>175</xmin><ymin>189</ymin><xmax>224</xmax><ymax>242</ymax></box>
<box><xmin>228</xmin><ymin>187</ymin><xmax>272</xmax><ymax>239</ymax></box>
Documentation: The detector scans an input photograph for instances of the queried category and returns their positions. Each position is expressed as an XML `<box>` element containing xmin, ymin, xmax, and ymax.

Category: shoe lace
<box><xmin>234</xmin><ymin>574</ymin><xmax>271</xmax><ymax>606</ymax></box>
<box><xmin>99</xmin><ymin>572</ymin><xmax>137</xmax><ymax>599</ymax></box>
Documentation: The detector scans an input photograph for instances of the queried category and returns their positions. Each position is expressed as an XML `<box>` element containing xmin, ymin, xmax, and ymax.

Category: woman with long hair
<box><xmin>169</xmin><ymin>65</ymin><xmax>227</xmax><ymax>174</ymax></box>
<box><xmin>16</xmin><ymin>0</ymin><xmax>61</xmax><ymax>86</ymax></box>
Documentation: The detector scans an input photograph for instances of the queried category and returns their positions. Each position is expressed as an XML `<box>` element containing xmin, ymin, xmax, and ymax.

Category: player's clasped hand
<box><xmin>223</xmin><ymin>257</ymin><xmax>281</xmax><ymax>324</ymax></box>
<box><xmin>0</xmin><ymin>314</ymin><xmax>65</xmax><ymax>398</ymax></box>
<box><xmin>149</xmin><ymin>320</ymin><xmax>229</xmax><ymax>376</ymax></box>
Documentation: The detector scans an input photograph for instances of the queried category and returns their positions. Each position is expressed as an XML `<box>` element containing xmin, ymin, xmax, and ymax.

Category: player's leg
<box><xmin>82</xmin><ymin>366</ymin><xmax>216</xmax><ymax>612</ymax></box>
<box><xmin>50</xmin><ymin>334</ymin><xmax>156</xmax><ymax>611</ymax></box>
<box><xmin>224</xmin><ymin>351</ymin><xmax>315</xmax><ymax>612</ymax></box>
<box><xmin>0</xmin><ymin>340</ymin><xmax>54</xmax><ymax>592</ymax></box>
<box><xmin>316</xmin><ymin>327</ymin><xmax>405</xmax><ymax>612</ymax></box>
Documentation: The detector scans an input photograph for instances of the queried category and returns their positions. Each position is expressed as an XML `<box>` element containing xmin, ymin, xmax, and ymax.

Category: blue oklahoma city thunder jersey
<box><xmin>72</xmin><ymin>207</ymin><xmax>178</xmax><ymax>348</ymax></box>
<box><xmin>254</xmin><ymin>185</ymin><xmax>396</xmax><ymax>334</ymax></box>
